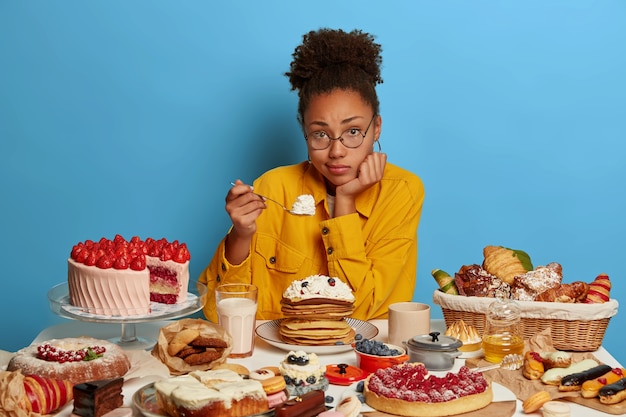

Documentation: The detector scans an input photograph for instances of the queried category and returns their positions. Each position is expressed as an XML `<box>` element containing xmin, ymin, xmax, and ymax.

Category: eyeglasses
<box><xmin>305</xmin><ymin>114</ymin><xmax>377</xmax><ymax>150</ymax></box>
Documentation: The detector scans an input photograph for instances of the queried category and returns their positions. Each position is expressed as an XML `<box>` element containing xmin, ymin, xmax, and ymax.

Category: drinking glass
<box><xmin>215</xmin><ymin>284</ymin><xmax>258</xmax><ymax>358</ymax></box>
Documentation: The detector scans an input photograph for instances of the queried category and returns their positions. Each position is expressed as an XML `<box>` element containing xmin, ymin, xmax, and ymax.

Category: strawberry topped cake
<box><xmin>364</xmin><ymin>363</ymin><xmax>492</xmax><ymax>417</ymax></box>
<box><xmin>68</xmin><ymin>235</ymin><xmax>190</xmax><ymax>316</ymax></box>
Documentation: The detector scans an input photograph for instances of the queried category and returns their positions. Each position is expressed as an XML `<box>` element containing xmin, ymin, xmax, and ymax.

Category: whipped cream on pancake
<box><xmin>291</xmin><ymin>194</ymin><xmax>316</xmax><ymax>215</ymax></box>
<box><xmin>283</xmin><ymin>275</ymin><xmax>355</xmax><ymax>302</ymax></box>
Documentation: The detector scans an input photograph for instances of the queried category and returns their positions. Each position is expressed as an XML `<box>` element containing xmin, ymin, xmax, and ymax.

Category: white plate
<box><xmin>133</xmin><ymin>382</ymin><xmax>274</xmax><ymax>417</ymax></box>
<box><xmin>255</xmin><ymin>318</ymin><xmax>379</xmax><ymax>355</ymax></box>
<box><xmin>340</xmin><ymin>381</ymin><xmax>516</xmax><ymax>413</ymax></box>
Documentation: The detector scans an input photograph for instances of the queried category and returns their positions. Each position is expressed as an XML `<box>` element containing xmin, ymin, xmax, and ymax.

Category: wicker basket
<box><xmin>432</xmin><ymin>290</ymin><xmax>619</xmax><ymax>351</ymax></box>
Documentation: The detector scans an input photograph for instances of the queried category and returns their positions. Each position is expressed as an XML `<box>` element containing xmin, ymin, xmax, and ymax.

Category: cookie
<box><xmin>167</xmin><ymin>328</ymin><xmax>201</xmax><ymax>356</ymax></box>
<box><xmin>183</xmin><ymin>349</ymin><xmax>223</xmax><ymax>365</ymax></box>
<box><xmin>190</xmin><ymin>336</ymin><xmax>228</xmax><ymax>348</ymax></box>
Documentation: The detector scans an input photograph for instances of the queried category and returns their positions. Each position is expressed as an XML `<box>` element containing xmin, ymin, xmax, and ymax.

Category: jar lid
<box><xmin>325</xmin><ymin>363</ymin><xmax>368</xmax><ymax>385</ymax></box>
<box><xmin>406</xmin><ymin>332</ymin><xmax>462</xmax><ymax>351</ymax></box>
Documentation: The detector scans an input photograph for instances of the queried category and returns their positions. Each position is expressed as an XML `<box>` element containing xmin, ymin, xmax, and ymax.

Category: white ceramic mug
<box><xmin>215</xmin><ymin>284</ymin><xmax>258</xmax><ymax>358</ymax></box>
<box><xmin>388</xmin><ymin>302</ymin><xmax>431</xmax><ymax>346</ymax></box>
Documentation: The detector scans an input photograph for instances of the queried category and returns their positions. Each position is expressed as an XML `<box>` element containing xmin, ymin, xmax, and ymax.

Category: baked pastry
<box><xmin>454</xmin><ymin>264</ymin><xmax>511</xmax><ymax>298</ymax></box>
<box><xmin>249</xmin><ymin>368</ymin><xmax>288</xmax><ymax>408</ymax></box>
<box><xmin>280</xmin><ymin>275</ymin><xmax>356</xmax><ymax>345</ymax></box>
<box><xmin>482</xmin><ymin>245</ymin><xmax>533</xmax><ymax>285</ymax></box>
<box><xmin>364</xmin><ymin>363</ymin><xmax>492</xmax><ymax>417</ymax></box>
<box><xmin>279</xmin><ymin>351</ymin><xmax>329</xmax><ymax>396</ymax></box>
<box><xmin>72</xmin><ymin>378</ymin><xmax>124</xmax><ymax>417</ymax></box>
<box><xmin>581</xmin><ymin>367</ymin><xmax>626</xmax><ymax>398</ymax></box>
<box><xmin>522</xmin><ymin>390</ymin><xmax>551</xmax><ymax>413</ymax></box>
<box><xmin>522</xmin><ymin>351</ymin><xmax>545</xmax><ymax>380</ymax></box>
<box><xmin>535</xmin><ymin>281</ymin><xmax>589</xmax><ymax>303</ymax></box>
<box><xmin>154</xmin><ymin>369</ymin><xmax>269</xmax><ymax>417</ymax></box>
<box><xmin>540</xmin><ymin>358</ymin><xmax>598</xmax><ymax>386</ymax></box>
<box><xmin>510</xmin><ymin>262</ymin><xmax>562</xmax><ymax>301</ymax></box>
<box><xmin>0</xmin><ymin>371</ymin><xmax>74</xmax><ymax>415</ymax></box>
<box><xmin>585</xmin><ymin>273</ymin><xmax>612</xmax><ymax>303</ymax></box>
<box><xmin>68</xmin><ymin>235</ymin><xmax>190</xmax><ymax>316</ymax></box>
<box><xmin>444</xmin><ymin>320</ymin><xmax>481</xmax><ymax>352</ymax></box>
<box><xmin>431</xmin><ymin>269</ymin><xmax>458</xmax><ymax>295</ymax></box>
<box><xmin>540</xmin><ymin>351</ymin><xmax>572</xmax><ymax>370</ymax></box>
<box><xmin>7</xmin><ymin>337</ymin><xmax>130</xmax><ymax>385</ymax></box>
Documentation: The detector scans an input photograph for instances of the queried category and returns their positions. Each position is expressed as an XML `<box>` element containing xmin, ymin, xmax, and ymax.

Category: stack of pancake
<box><xmin>279</xmin><ymin>275</ymin><xmax>356</xmax><ymax>345</ymax></box>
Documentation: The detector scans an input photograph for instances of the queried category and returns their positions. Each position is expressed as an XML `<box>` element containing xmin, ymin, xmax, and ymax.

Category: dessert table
<box><xmin>27</xmin><ymin>319</ymin><xmax>624</xmax><ymax>417</ymax></box>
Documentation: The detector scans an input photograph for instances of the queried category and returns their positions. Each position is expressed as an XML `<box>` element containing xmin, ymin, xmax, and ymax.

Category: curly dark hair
<box><xmin>285</xmin><ymin>28</ymin><xmax>383</xmax><ymax>124</ymax></box>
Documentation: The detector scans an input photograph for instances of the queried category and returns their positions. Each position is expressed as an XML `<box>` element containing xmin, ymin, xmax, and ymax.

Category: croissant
<box><xmin>535</xmin><ymin>281</ymin><xmax>589</xmax><ymax>303</ymax></box>
<box><xmin>482</xmin><ymin>245</ymin><xmax>533</xmax><ymax>285</ymax></box>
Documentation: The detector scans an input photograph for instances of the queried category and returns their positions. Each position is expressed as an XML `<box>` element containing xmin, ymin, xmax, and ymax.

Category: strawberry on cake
<box><xmin>364</xmin><ymin>363</ymin><xmax>492</xmax><ymax>417</ymax></box>
<box><xmin>68</xmin><ymin>235</ymin><xmax>190</xmax><ymax>316</ymax></box>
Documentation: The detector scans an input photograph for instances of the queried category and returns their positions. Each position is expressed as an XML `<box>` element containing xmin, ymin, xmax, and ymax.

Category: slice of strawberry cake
<box><xmin>68</xmin><ymin>235</ymin><xmax>190</xmax><ymax>316</ymax></box>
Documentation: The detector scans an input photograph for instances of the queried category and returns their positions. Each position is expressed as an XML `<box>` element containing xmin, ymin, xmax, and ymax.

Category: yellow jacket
<box><xmin>199</xmin><ymin>161</ymin><xmax>424</xmax><ymax>322</ymax></box>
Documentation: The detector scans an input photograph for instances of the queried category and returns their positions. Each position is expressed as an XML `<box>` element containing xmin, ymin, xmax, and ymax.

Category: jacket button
<box><xmin>269</xmin><ymin>256</ymin><xmax>276</xmax><ymax>264</ymax></box>
<box><xmin>221</xmin><ymin>263</ymin><xmax>227</xmax><ymax>271</ymax></box>
<box><xmin>327</xmin><ymin>247</ymin><xmax>334</xmax><ymax>255</ymax></box>
<box><xmin>216</xmin><ymin>275</ymin><xmax>221</xmax><ymax>282</ymax></box>
<box><xmin>322</xmin><ymin>227</ymin><xmax>329</xmax><ymax>235</ymax></box>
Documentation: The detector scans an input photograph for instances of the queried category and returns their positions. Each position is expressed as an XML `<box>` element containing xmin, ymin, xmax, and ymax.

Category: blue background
<box><xmin>1</xmin><ymin>1</ymin><xmax>624</xmax><ymax>363</ymax></box>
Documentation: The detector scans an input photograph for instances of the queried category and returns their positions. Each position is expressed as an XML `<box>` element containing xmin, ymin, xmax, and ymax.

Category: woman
<box><xmin>199</xmin><ymin>28</ymin><xmax>425</xmax><ymax>322</ymax></box>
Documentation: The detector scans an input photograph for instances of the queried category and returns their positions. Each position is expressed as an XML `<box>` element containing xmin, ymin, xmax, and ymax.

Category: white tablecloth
<box><xmin>23</xmin><ymin>319</ymin><xmax>624</xmax><ymax>416</ymax></box>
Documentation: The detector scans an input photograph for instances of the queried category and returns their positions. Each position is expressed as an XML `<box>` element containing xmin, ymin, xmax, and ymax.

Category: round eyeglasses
<box><xmin>305</xmin><ymin>114</ymin><xmax>377</xmax><ymax>150</ymax></box>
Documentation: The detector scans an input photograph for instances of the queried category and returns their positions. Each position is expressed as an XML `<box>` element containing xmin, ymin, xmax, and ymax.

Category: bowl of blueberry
<box><xmin>353</xmin><ymin>338</ymin><xmax>409</xmax><ymax>373</ymax></box>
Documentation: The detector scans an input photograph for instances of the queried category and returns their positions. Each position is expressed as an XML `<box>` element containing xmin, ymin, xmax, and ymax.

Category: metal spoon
<box><xmin>474</xmin><ymin>353</ymin><xmax>524</xmax><ymax>372</ymax></box>
<box><xmin>230</xmin><ymin>182</ymin><xmax>314</xmax><ymax>216</ymax></box>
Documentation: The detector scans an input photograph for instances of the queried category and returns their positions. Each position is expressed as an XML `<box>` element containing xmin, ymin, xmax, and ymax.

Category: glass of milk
<box><xmin>215</xmin><ymin>284</ymin><xmax>258</xmax><ymax>358</ymax></box>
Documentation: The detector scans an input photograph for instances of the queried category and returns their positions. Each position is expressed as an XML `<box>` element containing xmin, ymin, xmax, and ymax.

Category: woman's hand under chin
<box><xmin>336</xmin><ymin>152</ymin><xmax>387</xmax><ymax>198</ymax></box>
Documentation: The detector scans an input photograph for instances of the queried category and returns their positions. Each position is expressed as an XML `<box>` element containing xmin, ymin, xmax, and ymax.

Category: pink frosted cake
<box><xmin>68</xmin><ymin>235</ymin><xmax>190</xmax><ymax>316</ymax></box>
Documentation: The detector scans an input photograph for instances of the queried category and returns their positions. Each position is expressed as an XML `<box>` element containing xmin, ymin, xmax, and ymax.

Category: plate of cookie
<box><xmin>255</xmin><ymin>318</ymin><xmax>379</xmax><ymax>354</ymax></box>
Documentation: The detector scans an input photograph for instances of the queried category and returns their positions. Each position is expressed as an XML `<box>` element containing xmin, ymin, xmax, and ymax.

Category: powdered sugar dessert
<box><xmin>280</xmin><ymin>275</ymin><xmax>356</xmax><ymax>345</ymax></box>
<box><xmin>290</xmin><ymin>194</ymin><xmax>316</xmax><ymax>215</ymax></box>
<box><xmin>364</xmin><ymin>363</ymin><xmax>492</xmax><ymax>417</ymax></box>
<box><xmin>7</xmin><ymin>337</ymin><xmax>131</xmax><ymax>386</ymax></box>
<box><xmin>68</xmin><ymin>235</ymin><xmax>190</xmax><ymax>316</ymax></box>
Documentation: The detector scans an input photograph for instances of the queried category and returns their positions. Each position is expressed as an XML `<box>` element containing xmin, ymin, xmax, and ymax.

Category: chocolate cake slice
<box><xmin>72</xmin><ymin>377</ymin><xmax>124</xmax><ymax>417</ymax></box>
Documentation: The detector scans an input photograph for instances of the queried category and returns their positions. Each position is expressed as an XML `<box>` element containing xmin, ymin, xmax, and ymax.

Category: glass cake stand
<box><xmin>47</xmin><ymin>282</ymin><xmax>207</xmax><ymax>350</ymax></box>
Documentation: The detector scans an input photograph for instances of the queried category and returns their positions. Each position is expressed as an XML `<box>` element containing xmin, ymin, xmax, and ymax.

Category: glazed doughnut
<box><xmin>522</xmin><ymin>390</ymin><xmax>551</xmax><ymax>413</ymax></box>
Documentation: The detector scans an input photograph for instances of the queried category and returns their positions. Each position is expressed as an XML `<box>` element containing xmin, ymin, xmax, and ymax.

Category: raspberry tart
<box><xmin>68</xmin><ymin>235</ymin><xmax>190</xmax><ymax>316</ymax></box>
<box><xmin>363</xmin><ymin>363</ymin><xmax>492</xmax><ymax>417</ymax></box>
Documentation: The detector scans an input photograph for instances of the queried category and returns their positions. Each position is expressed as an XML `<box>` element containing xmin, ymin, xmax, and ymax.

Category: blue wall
<box><xmin>1</xmin><ymin>1</ymin><xmax>624</xmax><ymax>362</ymax></box>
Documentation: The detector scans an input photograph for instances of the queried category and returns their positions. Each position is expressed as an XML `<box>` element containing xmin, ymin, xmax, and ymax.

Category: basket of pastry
<box><xmin>432</xmin><ymin>245</ymin><xmax>619</xmax><ymax>351</ymax></box>
<box><xmin>151</xmin><ymin>318</ymin><xmax>232</xmax><ymax>375</ymax></box>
